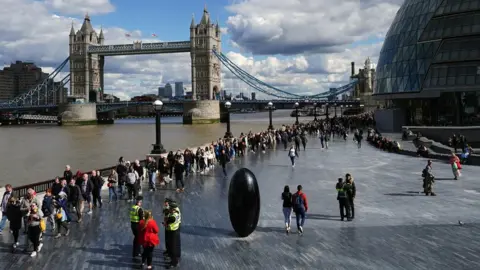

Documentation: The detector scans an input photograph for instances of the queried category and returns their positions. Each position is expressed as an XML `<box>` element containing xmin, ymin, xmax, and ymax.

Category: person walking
<box><xmin>107</xmin><ymin>169</ymin><xmax>118</xmax><ymax>202</ymax></box>
<box><xmin>6</xmin><ymin>196</ymin><xmax>22</xmax><ymax>250</ymax></box>
<box><xmin>174</xmin><ymin>159</ymin><xmax>185</xmax><ymax>193</ymax></box>
<box><xmin>281</xmin><ymin>185</ymin><xmax>293</xmax><ymax>234</ymax></box>
<box><xmin>138</xmin><ymin>210</ymin><xmax>160</xmax><ymax>269</ymax></box>
<box><xmin>80</xmin><ymin>174</ymin><xmax>94</xmax><ymax>215</ymax></box>
<box><xmin>130</xmin><ymin>196</ymin><xmax>144</xmax><ymax>259</ymax></box>
<box><xmin>164</xmin><ymin>202</ymin><xmax>181</xmax><ymax>269</ymax></box>
<box><xmin>53</xmin><ymin>200</ymin><xmax>70</xmax><ymax>238</ymax></box>
<box><xmin>291</xmin><ymin>185</ymin><xmax>308</xmax><ymax>235</ymax></box>
<box><xmin>27</xmin><ymin>204</ymin><xmax>43</xmax><ymax>257</ymax></box>
<box><xmin>0</xmin><ymin>184</ymin><xmax>13</xmax><ymax>234</ymax></box>
<box><xmin>90</xmin><ymin>170</ymin><xmax>104</xmax><ymax>208</ymax></box>
<box><xmin>68</xmin><ymin>179</ymin><xmax>83</xmax><ymax>222</ymax></box>
<box><xmin>288</xmin><ymin>145</ymin><xmax>299</xmax><ymax>167</ymax></box>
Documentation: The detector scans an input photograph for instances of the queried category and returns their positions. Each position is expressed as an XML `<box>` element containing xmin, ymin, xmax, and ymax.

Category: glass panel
<box><xmin>438</xmin><ymin>77</ymin><xmax>447</xmax><ymax>86</ymax></box>
<box><xmin>456</xmin><ymin>75</ymin><xmax>466</xmax><ymax>85</ymax></box>
<box><xmin>447</xmin><ymin>76</ymin><xmax>456</xmax><ymax>86</ymax></box>
<box><xmin>466</xmin><ymin>75</ymin><xmax>475</xmax><ymax>85</ymax></box>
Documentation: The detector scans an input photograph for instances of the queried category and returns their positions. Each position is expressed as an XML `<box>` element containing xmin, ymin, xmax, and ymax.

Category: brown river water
<box><xmin>0</xmin><ymin>110</ymin><xmax>316</xmax><ymax>186</ymax></box>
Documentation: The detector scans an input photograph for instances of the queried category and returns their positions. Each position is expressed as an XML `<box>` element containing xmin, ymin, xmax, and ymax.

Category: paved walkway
<box><xmin>2</xmin><ymin>137</ymin><xmax>480</xmax><ymax>269</ymax></box>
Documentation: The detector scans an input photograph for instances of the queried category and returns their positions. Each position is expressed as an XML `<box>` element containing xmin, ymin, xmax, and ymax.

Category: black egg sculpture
<box><xmin>228</xmin><ymin>168</ymin><xmax>260</xmax><ymax>237</ymax></box>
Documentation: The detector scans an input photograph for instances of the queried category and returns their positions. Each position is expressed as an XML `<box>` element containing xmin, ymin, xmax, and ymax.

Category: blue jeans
<box><xmin>148</xmin><ymin>172</ymin><xmax>155</xmax><ymax>190</ymax></box>
<box><xmin>185</xmin><ymin>163</ymin><xmax>191</xmax><ymax>176</ymax></box>
<box><xmin>295</xmin><ymin>208</ymin><xmax>305</xmax><ymax>230</ymax></box>
<box><xmin>290</xmin><ymin>156</ymin><xmax>295</xmax><ymax>166</ymax></box>
<box><xmin>282</xmin><ymin>207</ymin><xmax>292</xmax><ymax>227</ymax></box>
<box><xmin>109</xmin><ymin>187</ymin><xmax>118</xmax><ymax>201</ymax></box>
<box><xmin>118</xmin><ymin>184</ymin><xmax>124</xmax><ymax>197</ymax></box>
<box><xmin>0</xmin><ymin>213</ymin><xmax>7</xmax><ymax>232</ymax></box>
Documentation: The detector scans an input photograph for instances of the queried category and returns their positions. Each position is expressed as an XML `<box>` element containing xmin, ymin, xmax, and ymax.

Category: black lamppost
<box><xmin>334</xmin><ymin>103</ymin><xmax>337</xmax><ymax>117</ymax></box>
<box><xmin>340</xmin><ymin>105</ymin><xmax>344</xmax><ymax>117</ymax></box>
<box><xmin>313</xmin><ymin>102</ymin><xmax>317</xmax><ymax>121</ymax></box>
<box><xmin>224</xmin><ymin>101</ymin><xmax>232</xmax><ymax>138</ymax></box>
<box><xmin>294</xmin><ymin>102</ymin><xmax>299</xmax><ymax>125</ymax></box>
<box><xmin>267</xmin><ymin>101</ymin><xmax>274</xmax><ymax>130</ymax></box>
<box><xmin>151</xmin><ymin>100</ymin><xmax>166</xmax><ymax>154</ymax></box>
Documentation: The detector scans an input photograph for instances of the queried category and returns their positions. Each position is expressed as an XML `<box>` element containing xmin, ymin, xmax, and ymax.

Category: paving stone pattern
<box><xmin>2</xmin><ymin>137</ymin><xmax>480</xmax><ymax>270</ymax></box>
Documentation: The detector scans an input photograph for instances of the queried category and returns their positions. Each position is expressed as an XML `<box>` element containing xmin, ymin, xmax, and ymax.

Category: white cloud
<box><xmin>225</xmin><ymin>0</ymin><xmax>400</xmax><ymax>55</ymax></box>
<box><xmin>45</xmin><ymin>0</ymin><xmax>115</xmax><ymax>15</ymax></box>
<box><xmin>0</xmin><ymin>0</ymin><xmax>402</xmax><ymax>101</ymax></box>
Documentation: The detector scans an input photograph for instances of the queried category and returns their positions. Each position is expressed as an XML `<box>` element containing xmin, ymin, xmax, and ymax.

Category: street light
<box><xmin>334</xmin><ymin>103</ymin><xmax>337</xmax><ymax>117</ymax></box>
<box><xmin>224</xmin><ymin>101</ymin><xmax>232</xmax><ymax>138</ymax></box>
<box><xmin>294</xmin><ymin>102</ymin><xmax>299</xmax><ymax>125</ymax></box>
<box><xmin>151</xmin><ymin>100</ymin><xmax>166</xmax><ymax>154</ymax></box>
<box><xmin>267</xmin><ymin>101</ymin><xmax>274</xmax><ymax>130</ymax></box>
<box><xmin>340</xmin><ymin>105</ymin><xmax>344</xmax><ymax>116</ymax></box>
<box><xmin>313</xmin><ymin>102</ymin><xmax>317</xmax><ymax>121</ymax></box>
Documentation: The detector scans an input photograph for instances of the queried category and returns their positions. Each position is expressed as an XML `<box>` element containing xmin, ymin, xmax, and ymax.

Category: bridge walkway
<box><xmin>1</xmin><ymin>138</ymin><xmax>480</xmax><ymax>269</ymax></box>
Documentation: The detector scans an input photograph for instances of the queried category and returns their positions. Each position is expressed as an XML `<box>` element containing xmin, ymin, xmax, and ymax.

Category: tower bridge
<box><xmin>0</xmin><ymin>6</ymin><xmax>359</xmax><ymax>125</ymax></box>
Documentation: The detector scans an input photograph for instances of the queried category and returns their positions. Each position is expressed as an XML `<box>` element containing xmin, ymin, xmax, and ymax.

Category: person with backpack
<box><xmin>127</xmin><ymin>165</ymin><xmax>139</xmax><ymax>202</ymax></box>
<box><xmin>291</xmin><ymin>185</ymin><xmax>308</xmax><ymax>235</ymax></box>
<box><xmin>281</xmin><ymin>185</ymin><xmax>293</xmax><ymax>234</ymax></box>
<box><xmin>336</xmin><ymin>178</ymin><xmax>351</xmax><ymax>221</ymax></box>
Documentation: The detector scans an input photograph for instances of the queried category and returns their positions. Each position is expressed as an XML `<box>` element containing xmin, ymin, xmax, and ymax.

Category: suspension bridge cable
<box><xmin>213</xmin><ymin>51</ymin><xmax>301</xmax><ymax>98</ymax></box>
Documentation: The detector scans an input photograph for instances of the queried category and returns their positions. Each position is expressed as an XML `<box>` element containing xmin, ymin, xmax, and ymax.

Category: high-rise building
<box><xmin>174</xmin><ymin>82</ymin><xmax>184</xmax><ymax>97</ymax></box>
<box><xmin>158</xmin><ymin>86</ymin><xmax>165</xmax><ymax>97</ymax></box>
<box><xmin>251</xmin><ymin>92</ymin><xmax>256</xmax><ymax>100</ymax></box>
<box><xmin>0</xmin><ymin>61</ymin><xmax>48</xmax><ymax>101</ymax></box>
<box><xmin>374</xmin><ymin>0</ymin><xmax>480</xmax><ymax>127</ymax></box>
<box><xmin>164</xmin><ymin>83</ymin><xmax>173</xmax><ymax>98</ymax></box>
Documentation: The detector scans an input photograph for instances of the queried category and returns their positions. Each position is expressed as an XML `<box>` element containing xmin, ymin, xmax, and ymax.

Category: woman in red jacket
<box><xmin>138</xmin><ymin>210</ymin><xmax>160</xmax><ymax>269</ymax></box>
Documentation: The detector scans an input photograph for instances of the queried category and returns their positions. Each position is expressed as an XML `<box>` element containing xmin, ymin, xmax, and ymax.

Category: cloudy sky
<box><xmin>0</xmin><ymin>0</ymin><xmax>404</xmax><ymax>100</ymax></box>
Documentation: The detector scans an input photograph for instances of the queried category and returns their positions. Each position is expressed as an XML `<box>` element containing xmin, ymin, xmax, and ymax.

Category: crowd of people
<box><xmin>366</xmin><ymin>128</ymin><xmax>401</xmax><ymax>152</ymax></box>
<box><xmin>0</xmin><ymin>112</ymin><xmax>377</xmax><ymax>267</ymax></box>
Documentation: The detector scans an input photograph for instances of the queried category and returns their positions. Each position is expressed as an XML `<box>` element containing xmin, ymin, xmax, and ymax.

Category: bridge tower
<box><xmin>183</xmin><ymin>6</ymin><xmax>222</xmax><ymax>124</ymax></box>
<box><xmin>190</xmin><ymin>6</ymin><xmax>222</xmax><ymax>100</ymax></box>
<box><xmin>69</xmin><ymin>14</ymin><xmax>104</xmax><ymax>102</ymax></box>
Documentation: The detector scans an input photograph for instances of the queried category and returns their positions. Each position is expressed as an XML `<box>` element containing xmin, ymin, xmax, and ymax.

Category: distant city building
<box><xmin>174</xmin><ymin>82</ymin><xmax>184</xmax><ymax>97</ymax></box>
<box><xmin>0</xmin><ymin>61</ymin><xmax>48</xmax><ymax>101</ymax></box>
<box><xmin>221</xmin><ymin>90</ymin><xmax>227</xmax><ymax>100</ymax></box>
<box><xmin>158</xmin><ymin>86</ymin><xmax>165</xmax><ymax>97</ymax></box>
<box><xmin>185</xmin><ymin>91</ymin><xmax>193</xmax><ymax>99</ymax></box>
<box><xmin>103</xmin><ymin>93</ymin><xmax>120</xmax><ymax>103</ymax></box>
<box><xmin>131</xmin><ymin>94</ymin><xmax>156</xmax><ymax>102</ymax></box>
<box><xmin>251</xmin><ymin>92</ymin><xmax>256</xmax><ymax>100</ymax></box>
<box><xmin>165</xmin><ymin>83</ymin><xmax>173</xmax><ymax>98</ymax></box>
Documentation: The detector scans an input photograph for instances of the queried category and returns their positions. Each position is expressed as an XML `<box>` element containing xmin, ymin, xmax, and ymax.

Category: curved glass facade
<box><xmin>374</xmin><ymin>0</ymin><xmax>480</xmax><ymax>95</ymax></box>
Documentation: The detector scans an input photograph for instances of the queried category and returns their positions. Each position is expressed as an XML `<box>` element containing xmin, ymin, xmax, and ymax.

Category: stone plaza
<box><xmin>1</xmin><ymin>138</ymin><xmax>480</xmax><ymax>269</ymax></box>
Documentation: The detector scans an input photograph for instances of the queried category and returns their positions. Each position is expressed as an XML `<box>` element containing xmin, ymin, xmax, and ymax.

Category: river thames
<box><xmin>0</xmin><ymin>110</ymin><xmax>314</xmax><ymax>186</ymax></box>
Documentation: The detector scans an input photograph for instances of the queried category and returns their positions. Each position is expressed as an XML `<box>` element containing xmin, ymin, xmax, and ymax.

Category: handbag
<box><xmin>39</xmin><ymin>219</ymin><xmax>46</xmax><ymax>232</ymax></box>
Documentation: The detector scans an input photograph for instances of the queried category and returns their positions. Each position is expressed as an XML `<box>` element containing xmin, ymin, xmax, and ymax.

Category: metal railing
<box><xmin>12</xmin><ymin>160</ymin><xmax>148</xmax><ymax>199</ymax></box>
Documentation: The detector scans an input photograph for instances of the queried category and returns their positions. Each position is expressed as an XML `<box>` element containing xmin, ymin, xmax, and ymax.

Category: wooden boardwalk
<box><xmin>2</xmin><ymin>138</ymin><xmax>480</xmax><ymax>269</ymax></box>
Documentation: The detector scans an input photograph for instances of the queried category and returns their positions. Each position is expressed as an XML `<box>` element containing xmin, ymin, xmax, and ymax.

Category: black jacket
<box><xmin>52</xmin><ymin>183</ymin><xmax>62</xmax><ymax>197</ymax></box>
<box><xmin>174</xmin><ymin>163</ymin><xmax>185</xmax><ymax>180</ymax></box>
<box><xmin>91</xmin><ymin>176</ymin><xmax>104</xmax><ymax>193</ymax></box>
<box><xmin>6</xmin><ymin>203</ymin><xmax>22</xmax><ymax>230</ymax></box>
<box><xmin>63</xmin><ymin>170</ymin><xmax>73</xmax><ymax>182</ymax></box>
<box><xmin>68</xmin><ymin>184</ymin><xmax>81</xmax><ymax>202</ymax></box>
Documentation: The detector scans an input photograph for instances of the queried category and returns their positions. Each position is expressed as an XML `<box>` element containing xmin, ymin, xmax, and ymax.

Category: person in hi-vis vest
<box><xmin>129</xmin><ymin>196</ymin><xmax>144</xmax><ymax>258</ymax></box>
<box><xmin>164</xmin><ymin>202</ymin><xmax>181</xmax><ymax>268</ymax></box>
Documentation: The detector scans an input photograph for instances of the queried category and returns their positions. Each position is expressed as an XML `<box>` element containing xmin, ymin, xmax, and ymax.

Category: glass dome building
<box><xmin>374</xmin><ymin>0</ymin><xmax>480</xmax><ymax>125</ymax></box>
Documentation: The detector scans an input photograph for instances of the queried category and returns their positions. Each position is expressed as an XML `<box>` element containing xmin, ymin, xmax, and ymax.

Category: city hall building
<box><xmin>374</xmin><ymin>0</ymin><xmax>480</xmax><ymax>129</ymax></box>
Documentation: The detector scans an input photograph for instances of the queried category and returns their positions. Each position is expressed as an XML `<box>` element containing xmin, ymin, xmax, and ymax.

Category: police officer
<box><xmin>162</xmin><ymin>198</ymin><xmax>174</xmax><ymax>257</ymax></box>
<box><xmin>129</xmin><ymin>196</ymin><xmax>144</xmax><ymax>258</ymax></box>
<box><xmin>164</xmin><ymin>202</ymin><xmax>181</xmax><ymax>269</ymax></box>
<box><xmin>336</xmin><ymin>178</ymin><xmax>351</xmax><ymax>221</ymax></box>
